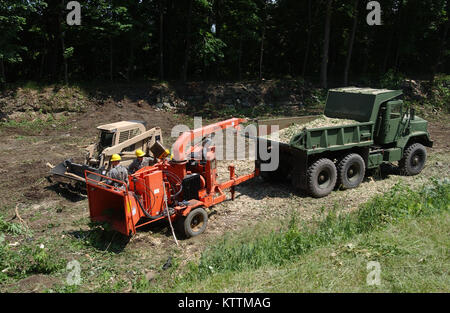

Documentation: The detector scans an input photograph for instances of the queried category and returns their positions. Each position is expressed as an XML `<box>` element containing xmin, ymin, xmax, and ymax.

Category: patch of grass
<box><xmin>0</xmin><ymin>114</ymin><xmax>69</xmax><ymax>134</ymax></box>
<box><xmin>158</xmin><ymin>178</ymin><xmax>449</xmax><ymax>291</ymax></box>
<box><xmin>177</xmin><ymin>212</ymin><xmax>449</xmax><ymax>292</ymax></box>
<box><xmin>0</xmin><ymin>242</ymin><xmax>65</xmax><ymax>284</ymax></box>
<box><xmin>12</xmin><ymin>84</ymin><xmax>88</xmax><ymax>113</ymax></box>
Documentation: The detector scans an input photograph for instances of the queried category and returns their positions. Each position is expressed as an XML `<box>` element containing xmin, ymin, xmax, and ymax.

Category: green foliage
<box><xmin>63</xmin><ymin>47</ymin><xmax>74</xmax><ymax>60</ymax></box>
<box><xmin>0</xmin><ymin>242</ymin><xmax>64</xmax><ymax>283</ymax></box>
<box><xmin>196</xmin><ymin>31</ymin><xmax>227</xmax><ymax>66</ymax></box>
<box><xmin>0</xmin><ymin>216</ymin><xmax>28</xmax><ymax>236</ymax></box>
<box><xmin>0</xmin><ymin>0</ymin><xmax>448</xmax><ymax>82</ymax></box>
<box><xmin>380</xmin><ymin>69</ymin><xmax>405</xmax><ymax>89</ymax></box>
<box><xmin>181</xmin><ymin>178</ymin><xmax>449</xmax><ymax>280</ymax></box>
<box><xmin>133</xmin><ymin>274</ymin><xmax>150</xmax><ymax>292</ymax></box>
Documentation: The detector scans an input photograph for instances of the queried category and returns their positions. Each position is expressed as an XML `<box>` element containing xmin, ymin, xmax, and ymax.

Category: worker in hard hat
<box><xmin>127</xmin><ymin>149</ymin><xmax>155</xmax><ymax>174</ymax></box>
<box><xmin>105</xmin><ymin>154</ymin><xmax>129</xmax><ymax>188</ymax></box>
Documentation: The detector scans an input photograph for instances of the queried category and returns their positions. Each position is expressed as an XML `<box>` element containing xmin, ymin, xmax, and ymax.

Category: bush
<box><xmin>0</xmin><ymin>242</ymin><xmax>64</xmax><ymax>283</ymax></box>
<box><xmin>380</xmin><ymin>69</ymin><xmax>405</xmax><ymax>89</ymax></box>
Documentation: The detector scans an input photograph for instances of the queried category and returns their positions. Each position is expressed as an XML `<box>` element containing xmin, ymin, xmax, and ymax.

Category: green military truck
<box><xmin>257</xmin><ymin>87</ymin><xmax>433</xmax><ymax>198</ymax></box>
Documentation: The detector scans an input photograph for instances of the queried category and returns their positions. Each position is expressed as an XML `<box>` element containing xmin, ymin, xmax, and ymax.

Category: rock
<box><xmin>155</xmin><ymin>102</ymin><xmax>164</xmax><ymax>109</ymax></box>
<box><xmin>145</xmin><ymin>271</ymin><xmax>157</xmax><ymax>281</ymax></box>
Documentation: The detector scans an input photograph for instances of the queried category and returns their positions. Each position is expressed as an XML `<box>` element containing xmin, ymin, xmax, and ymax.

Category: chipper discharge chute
<box><xmin>85</xmin><ymin>118</ymin><xmax>260</xmax><ymax>238</ymax></box>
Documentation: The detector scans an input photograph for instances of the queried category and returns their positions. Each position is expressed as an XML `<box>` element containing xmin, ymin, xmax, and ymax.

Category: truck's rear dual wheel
<box><xmin>399</xmin><ymin>143</ymin><xmax>427</xmax><ymax>176</ymax></box>
<box><xmin>306</xmin><ymin>158</ymin><xmax>337</xmax><ymax>198</ymax></box>
<box><xmin>176</xmin><ymin>207</ymin><xmax>208</xmax><ymax>238</ymax></box>
<box><xmin>337</xmin><ymin>153</ymin><xmax>365</xmax><ymax>190</ymax></box>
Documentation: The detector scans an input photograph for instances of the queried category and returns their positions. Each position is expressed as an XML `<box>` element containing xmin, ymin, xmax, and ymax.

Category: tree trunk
<box><xmin>343</xmin><ymin>0</ymin><xmax>358</xmax><ymax>86</ymax></box>
<box><xmin>302</xmin><ymin>0</ymin><xmax>312</xmax><ymax>77</ymax></box>
<box><xmin>60</xmin><ymin>0</ymin><xmax>68</xmax><ymax>85</ymax></box>
<box><xmin>431</xmin><ymin>6</ymin><xmax>449</xmax><ymax>83</ymax></box>
<box><xmin>320</xmin><ymin>0</ymin><xmax>333</xmax><ymax>89</ymax></box>
<box><xmin>109</xmin><ymin>36</ymin><xmax>113</xmax><ymax>81</ymax></box>
<box><xmin>393</xmin><ymin>0</ymin><xmax>404</xmax><ymax>73</ymax></box>
<box><xmin>259</xmin><ymin>1</ymin><xmax>268</xmax><ymax>81</ymax></box>
<box><xmin>182</xmin><ymin>0</ymin><xmax>193</xmax><ymax>82</ymax></box>
<box><xmin>213</xmin><ymin>0</ymin><xmax>223</xmax><ymax>78</ymax></box>
<box><xmin>127</xmin><ymin>41</ymin><xmax>134</xmax><ymax>81</ymax></box>
<box><xmin>238</xmin><ymin>35</ymin><xmax>243</xmax><ymax>80</ymax></box>
<box><xmin>381</xmin><ymin>31</ymin><xmax>393</xmax><ymax>74</ymax></box>
<box><xmin>39</xmin><ymin>51</ymin><xmax>46</xmax><ymax>80</ymax></box>
<box><xmin>159</xmin><ymin>0</ymin><xmax>164</xmax><ymax>81</ymax></box>
<box><xmin>61</xmin><ymin>32</ymin><xmax>68</xmax><ymax>84</ymax></box>
<box><xmin>0</xmin><ymin>57</ymin><xmax>5</xmax><ymax>83</ymax></box>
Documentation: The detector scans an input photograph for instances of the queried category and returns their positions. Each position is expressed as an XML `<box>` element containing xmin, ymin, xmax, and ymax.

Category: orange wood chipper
<box><xmin>84</xmin><ymin>118</ymin><xmax>259</xmax><ymax>238</ymax></box>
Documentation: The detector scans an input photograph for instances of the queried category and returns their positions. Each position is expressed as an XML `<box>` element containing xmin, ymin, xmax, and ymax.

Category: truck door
<box><xmin>381</xmin><ymin>100</ymin><xmax>403</xmax><ymax>144</ymax></box>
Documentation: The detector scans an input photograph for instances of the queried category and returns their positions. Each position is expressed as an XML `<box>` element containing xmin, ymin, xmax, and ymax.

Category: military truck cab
<box><xmin>324</xmin><ymin>88</ymin><xmax>433</xmax><ymax>173</ymax></box>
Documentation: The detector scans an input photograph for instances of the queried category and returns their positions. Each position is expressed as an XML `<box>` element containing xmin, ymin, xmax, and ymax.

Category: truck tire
<box><xmin>399</xmin><ymin>143</ymin><xmax>427</xmax><ymax>176</ymax></box>
<box><xmin>337</xmin><ymin>153</ymin><xmax>365</xmax><ymax>190</ymax></box>
<box><xmin>306</xmin><ymin>158</ymin><xmax>337</xmax><ymax>198</ymax></box>
<box><xmin>179</xmin><ymin>207</ymin><xmax>208</xmax><ymax>238</ymax></box>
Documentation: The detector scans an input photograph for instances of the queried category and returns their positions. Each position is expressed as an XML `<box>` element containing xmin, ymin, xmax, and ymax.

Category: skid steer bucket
<box><xmin>50</xmin><ymin>159</ymin><xmax>103</xmax><ymax>183</ymax></box>
<box><xmin>85</xmin><ymin>171</ymin><xmax>140</xmax><ymax>235</ymax></box>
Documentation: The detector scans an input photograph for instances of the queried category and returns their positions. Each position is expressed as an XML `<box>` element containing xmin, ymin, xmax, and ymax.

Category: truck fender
<box><xmin>397</xmin><ymin>132</ymin><xmax>433</xmax><ymax>150</ymax></box>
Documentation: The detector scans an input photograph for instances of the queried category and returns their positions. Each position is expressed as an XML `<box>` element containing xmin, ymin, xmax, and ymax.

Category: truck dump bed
<box><xmin>257</xmin><ymin>115</ymin><xmax>374</xmax><ymax>155</ymax></box>
<box><xmin>256</xmin><ymin>87</ymin><xmax>405</xmax><ymax>155</ymax></box>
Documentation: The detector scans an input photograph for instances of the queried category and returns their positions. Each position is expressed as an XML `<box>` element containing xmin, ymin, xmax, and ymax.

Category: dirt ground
<box><xmin>0</xmin><ymin>102</ymin><xmax>449</xmax><ymax>292</ymax></box>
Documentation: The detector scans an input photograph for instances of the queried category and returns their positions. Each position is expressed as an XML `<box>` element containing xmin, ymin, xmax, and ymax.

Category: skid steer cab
<box><xmin>85</xmin><ymin>118</ymin><xmax>259</xmax><ymax>238</ymax></box>
<box><xmin>47</xmin><ymin>120</ymin><xmax>163</xmax><ymax>185</ymax></box>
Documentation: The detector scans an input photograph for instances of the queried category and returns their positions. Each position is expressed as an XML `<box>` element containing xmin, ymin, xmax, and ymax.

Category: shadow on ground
<box><xmin>44</xmin><ymin>182</ymin><xmax>87</xmax><ymax>202</ymax></box>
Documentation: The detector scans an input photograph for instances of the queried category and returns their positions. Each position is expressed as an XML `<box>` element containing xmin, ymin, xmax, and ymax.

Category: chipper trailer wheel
<box><xmin>399</xmin><ymin>143</ymin><xmax>427</xmax><ymax>176</ymax></box>
<box><xmin>306</xmin><ymin>158</ymin><xmax>337</xmax><ymax>198</ymax></box>
<box><xmin>337</xmin><ymin>153</ymin><xmax>365</xmax><ymax>190</ymax></box>
<box><xmin>177</xmin><ymin>207</ymin><xmax>208</xmax><ymax>239</ymax></box>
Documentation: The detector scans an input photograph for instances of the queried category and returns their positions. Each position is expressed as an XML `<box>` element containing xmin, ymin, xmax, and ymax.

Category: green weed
<box><xmin>180</xmin><ymin>178</ymin><xmax>449</xmax><ymax>282</ymax></box>
<box><xmin>0</xmin><ymin>243</ymin><xmax>65</xmax><ymax>283</ymax></box>
<box><xmin>0</xmin><ymin>215</ymin><xmax>29</xmax><ymax>236</ymax></box>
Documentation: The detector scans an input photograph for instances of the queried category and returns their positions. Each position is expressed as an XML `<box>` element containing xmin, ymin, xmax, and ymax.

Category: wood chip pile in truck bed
<box><xmin>266</xmin><ymin>115</ymin><xmax>359</xmax><ymax>143</ymax></box>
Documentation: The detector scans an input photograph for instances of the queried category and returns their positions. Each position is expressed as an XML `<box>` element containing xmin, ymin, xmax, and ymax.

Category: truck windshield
<box><xmin>99</xmin><ymin>131</ymin><xmax>114</xmax><ymax>148</ymax></box>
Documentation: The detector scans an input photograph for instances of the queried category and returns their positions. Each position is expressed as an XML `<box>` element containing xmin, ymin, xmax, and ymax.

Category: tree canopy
<box><xmin>0</xmin><ymin>0</ymin><xmax>448</xmax><ymax>84</ymax></box>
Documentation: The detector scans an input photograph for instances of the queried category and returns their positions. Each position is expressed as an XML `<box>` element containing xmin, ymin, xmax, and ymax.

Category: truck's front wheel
<box><xmin>337</xmin><ymin>153</ymin><xmax>365</xmax><ymax>190</ymax></box>
<box><xmin>307</xmin><ymin>158</ymin><xmax>337</xmax><ymax>198</ymax></box>
<box><xmin>399</xmin><ymin>143</ymin><xmax>427</xmax><ymax>176</ymax></box>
